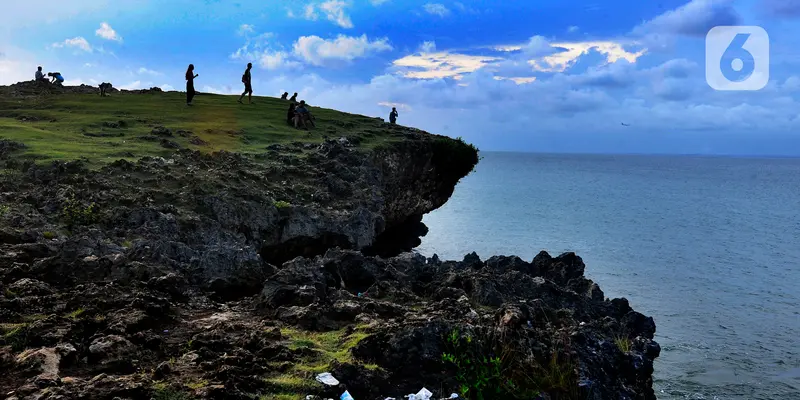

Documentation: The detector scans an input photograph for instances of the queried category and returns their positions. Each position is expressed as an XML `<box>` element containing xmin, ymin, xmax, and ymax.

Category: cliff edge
<box><xmin>0</xmin><ymin>85</ymin><xmax>658</xmax><ymax>400</ymax></box>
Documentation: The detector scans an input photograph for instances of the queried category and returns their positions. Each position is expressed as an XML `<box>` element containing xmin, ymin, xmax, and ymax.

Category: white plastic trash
<box><xmin>341</xmin><ymin>390</ymin><xmax>355</xmax><ymax>400</ymax></box>
<box><xmin>316</xmin><ymin>372</ymin><xmax>340</xmax><ymax>386</ymax></box>
<box><xmin>416</xmin><ymin>388</ymin><xmax>432</xmax><ymax>400</ymax></box>
<box><xmin>448</xmin><ymin>394</ymin><xmax>459</xmax><ymax>399</ymax></box>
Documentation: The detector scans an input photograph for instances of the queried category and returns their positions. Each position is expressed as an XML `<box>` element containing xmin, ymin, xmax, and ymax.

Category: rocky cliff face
<box><xmin>0</xmin><ymin>130</ymin><xmax>660</xmax><ymax>400</ymax></box>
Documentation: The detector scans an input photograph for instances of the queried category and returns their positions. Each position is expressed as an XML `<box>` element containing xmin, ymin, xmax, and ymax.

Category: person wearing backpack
<box><xmin>238</xmin><ymin>63</ymin><xmax>253</xmax><ymax>104</ymax></box>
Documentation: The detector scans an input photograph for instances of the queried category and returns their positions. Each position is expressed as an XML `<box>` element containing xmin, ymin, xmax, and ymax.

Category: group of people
<box><xmin>34</xmin><ymin>66</ymin><xmax>64</xmax><ymax>85</ymax></box>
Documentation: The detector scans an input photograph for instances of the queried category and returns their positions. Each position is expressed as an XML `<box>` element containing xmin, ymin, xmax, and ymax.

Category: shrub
<box><xmin>43</xmin><ymin>231</ymin><xmax>56</xmax><ymax>239</ymax></box>
<box><xmin>273</xmin><ymin>200</ymin><xmax>292</xmax><ymax>209</ymax></box>
<box><xmin>442</xmin><ymin>329</ymin><xmax>539</xmax><ymax>400</ymax></box>
<box><xmin>0</xmin><ymin>204</ymin><xmax>9</xmax><ymax>217</ymax></box>
<box><xmin>614</xmin><ymin>335</ymin><xmax>632</xmax><ymax>353</ymax></box>
<box><xmin>61</xmin><ymin>195</ymin><xmax>98</xmax><ymax>227</ymax></box>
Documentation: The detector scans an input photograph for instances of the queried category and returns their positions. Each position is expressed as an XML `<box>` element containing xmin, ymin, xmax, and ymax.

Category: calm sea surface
<box><xmin>417</xmin><ymin>152</ymin><xmax>800</xmax><ymax>400</ymax></box>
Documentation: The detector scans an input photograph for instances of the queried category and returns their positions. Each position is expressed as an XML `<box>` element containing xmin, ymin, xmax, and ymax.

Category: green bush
<box><xmin>431</xmin><ymin>136</ymin><xmax>480</xmax><ymax>178</ymax></box>
<box><xmin>0</xmin><ymin>204</ymin><xmax>9</xmax><ymax>217</ymax></box>
<box><xmin>273</xmin><ymin>200</ymin><xmax>292</xmax><ymax>209</ymax></box>
<box><xmin>61</xmin><ymin>195</ymin><xmax>98</xmax><ymax>227</ymax></box>
<box><xmin>442</xmin><ymin>329</ymin><xmax>539</xmax><ymax>400</ymax></box>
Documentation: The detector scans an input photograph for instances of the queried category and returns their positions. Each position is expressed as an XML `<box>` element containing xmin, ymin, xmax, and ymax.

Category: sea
<box><xmin>416</xmin><ymin>151</ymin><xmax>800</xmax><ymax>400</ymax></box>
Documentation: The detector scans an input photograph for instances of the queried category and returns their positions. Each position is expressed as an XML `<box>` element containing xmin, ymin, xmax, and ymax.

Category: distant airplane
<box><xmin>621</xmin><ymin>122</ymin><xmax>630</xmax><ymax>127</ymax></box>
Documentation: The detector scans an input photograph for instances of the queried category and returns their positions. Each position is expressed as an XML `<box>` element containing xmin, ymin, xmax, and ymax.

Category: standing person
<box><xmin>389</xmin><ymin>107</ymin><xmax>398</xmax><ymax>124</ymax></box>
<box><xmin>289</xmin><ymin>92</ymin><xmax>298</xmax><ymax>103</ymax></box>
<box><xmin>238</xmin><ymin>63</ymin><xmax>253</xmax><ymax>104</ymax></box>
<box><xmin>186</xmin><ymin>64</ymin><xmax>198</xmax><ymax>106</ymax></box>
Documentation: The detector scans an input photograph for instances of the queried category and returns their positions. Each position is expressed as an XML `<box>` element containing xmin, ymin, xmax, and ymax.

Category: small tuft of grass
<box><xmin>614</xmin><ymin>335</ymin><xmax>632</xmax><ymax>353</ymax></box>
<box><xmin>152</xmin><ymin>387</ymin><xmax>192</xmax><ymax>400</ymax></box>
<box><xmin>258</xmin><ymin>394</ymin><xmax>305</xmax><ymax>400</ymax></box>
<box><xmin>122</xmin><ymin>239</ymin><xmax>133</xmax><ymax>248</ymax></box>
<box><xmin>42</xmin><ymin>231</ymin><xmax>57</xmax><ymax>239</ymax></box>
<box><xmin>66</xmin><ymin>308</ymin><xmax>86</xmax><ymax>320</ymax></box>
<box><xmin>1</xmin><ymin>323</ymin><xmax>31</xmax><ymax>351</ymax></box>
<box><xmin>61</xmin><ymin>195</ymin><xmax>99</xmax><ymax>227</ymax></box>
<box><xmin>273</xmin><ymin>200</ymin><xmax>292</xmax><ymax>209</ymax></box>
<box><xmin>0</xmin><ymin>204</ymin><xmax>9</xmax><ymax>217</ymax></box>
<box><xmin>185</xmin><ymin>379</ymin><xmax>209</xmax><ymax>390</ymax></box>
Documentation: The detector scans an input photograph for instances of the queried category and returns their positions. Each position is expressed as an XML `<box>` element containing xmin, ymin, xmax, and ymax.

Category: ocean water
<box><xmin>417</xmin><ymin>152</ymin><xmax>800</xmax><ymax>400</ymax></box>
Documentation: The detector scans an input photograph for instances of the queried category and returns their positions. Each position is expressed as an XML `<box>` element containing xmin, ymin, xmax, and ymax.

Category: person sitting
<box><xmin>280</xmin><ymin>92</ymin><xmax>289</xmax><ymax>100</ymax></box>
<box><xmin>294</xmin><ymin>100</ymin><xmax>315</xmax><ymax>128</ymax></box>
<box><xmin>48</xmin><ymin>72</ymin><xmax>65</xmax><ymax>85</ymax></box>
<box><xmin>389</xmin><ymin>107</ymin><xmax>398</xmax><ymax>124</ymax></box>
<box><xmin>289</xmin><ymin>92</ymin><xmax>298</xmax><ymax>103</ymax></box>
<box><xmin>287</xmin><ymin>102</ymin><xmax>296</xmax><ymax>126</ymax></box>
<box><xmin>35</xmin><ymin>66</ymin><xmax>49</xmax><ymax>84</ymax></box>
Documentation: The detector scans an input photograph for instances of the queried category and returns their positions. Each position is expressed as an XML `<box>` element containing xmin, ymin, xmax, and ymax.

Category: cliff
<box><xmin>0</xmin><ymin>84</ymin><xmax>659</xmax><ymax>400</ymax></box>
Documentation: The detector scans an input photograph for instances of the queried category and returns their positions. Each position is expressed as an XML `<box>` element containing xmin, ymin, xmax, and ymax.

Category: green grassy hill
<box><xmin>0</xmin><ymin>89</ymin><xmax>400</xmax><ymax>166</ymax></box>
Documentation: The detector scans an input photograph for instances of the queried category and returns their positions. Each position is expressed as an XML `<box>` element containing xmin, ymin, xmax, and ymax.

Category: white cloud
<box><xmin>419</xmin><ymin>41</ymin><xmax>436</xmax><ymax>53</ymax></box>
<box><xmin>319</xmin><ymin>0</ymin><xmax>353</xmax><ymax>28</ymax></box>
<box><xmin>160</xmin><ymin>84</ymin><xmax>174</xmax><ymax>91</ymax></box>
<box><xmin>84</xmin><ymin>63</ymin><xmax>94</xmax><ymax>68</ymax></box>
<box><xmin>120</xmin><ymin>80</ymin><xmax>144</xmax><ymax>90</ymax></box>
<box><xmin>568</xmin><ymin>26</ymin><xmax>580</xmax><ymax>33</ymax></box>
<box><xmin>529</xmin><ymin>41</ymin><xmax>646</xmax><ymax>72</ymax></box>
<box><xmin>423</xmin><ymin>3</ymin><xmax>451</xmax><ymax>17</ymax></box>
<box><xmin>51</xmin><ymin>37</ymin><xmax>93</xmax><ymax>52</ymax></box>
<box><xmin>95</xmin><ymin>22</ymin><xmax>122</xmax><ymax>42</ymax></box>
<box><xmin>138</xmin><ymin>67</ymin><xmax>162</xmax><ymax>76</ymax></box>
<box><xmin>304</xmin><ymin>4</ymin><xmax>318</xmax><ymax>20</ymax></box>
<box><xmin>259</xmin><ymin>50</ymin><xmax>302</xmax><ymax>70</ymax></box>
<box><xmin>378</xmin><ymin>101</ymin><xmax>411</xmax><ymax>110</ymax></box>
<box><xmin>371</xmin><ymin>0</ymin><xmax>390</xmax><ymax>5</ymax></box>
<box><xmin>495</xmin><ymin>76</ymin><xmax>537</xmax><ymax>85</ymax></box>
<box><xmin>293</xmin><ymin>34</ymin><xmax>392</xmax><ymax>66</ymax></box>
<box><xmin>238</xmin><ymin>24</ymin><xmax>256</xmax><ymax>36</ymax></box>
<box><xmin>393</xmin><ymin>52</ymin><xmax>501</xmax><ymax>79</ymax></box>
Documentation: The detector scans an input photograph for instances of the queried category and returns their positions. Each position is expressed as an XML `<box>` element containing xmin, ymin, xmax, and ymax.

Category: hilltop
<box><xmin>0</xmin><ymin>84</ymin><xmax>659</xmax><ymax>400</ymax></box>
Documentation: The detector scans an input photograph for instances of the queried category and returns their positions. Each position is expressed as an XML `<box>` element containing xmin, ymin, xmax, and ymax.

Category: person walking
<box><xmin>186</xmin><ymin>64</ymin><xmax>198</xmax><ymax>106</ymax></box>
<box><xmin>389</xmin><ymin>107</ymin><xmax>398</xmax><ymax>124</ymax></box>
<box><xmin>238</xmin><ymin>62</ymin><xmax>253</xmax><ymax>104</ymax></box>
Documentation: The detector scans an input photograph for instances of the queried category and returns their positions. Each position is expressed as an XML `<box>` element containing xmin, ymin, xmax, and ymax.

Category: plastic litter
<box><xmin>406</xmin><ymin>388</ymin><xmax>433</xmax><ymax>400</ymax></box>
<box><xmin>316</xmin><ymin>372</ymin><xmax>340</xmax><ymax>386</ymax></box>
<box><xmin>340</xmin><ymin>390</ymin><xmax>355</xmax><ymax>400</ymax></box>
<box><xmin>448</xmin><ymin>395</ymin><xmax>460</xmax><ymax>399</ymax></box>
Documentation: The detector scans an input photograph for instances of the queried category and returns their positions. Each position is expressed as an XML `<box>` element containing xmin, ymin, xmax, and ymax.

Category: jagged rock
<box><xmin>8</xmin><ymin>278</ymin><xmax>53</xmax><ymax>296</ymax></box>
<box><xmin>88</xmin><ymin>335</ymin><xmax>136</xmax><ymax>373</ymax></box>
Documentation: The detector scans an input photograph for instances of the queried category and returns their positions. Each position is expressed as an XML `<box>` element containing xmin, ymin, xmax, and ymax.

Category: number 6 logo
<box><xmin>706</xmin><ymin>26</ymin><xmax>769</xmax><ymax>91</ymax></box>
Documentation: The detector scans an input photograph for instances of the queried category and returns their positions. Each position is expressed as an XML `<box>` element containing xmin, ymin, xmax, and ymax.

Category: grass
<box><xmin>0</xmin><ymin>91</ymin><xmax>404</xmax><ymax>167</ymax></box>
<box><xmin>66</xmin><ymin>308</ymin><xmax>86</xmax><ymax>320</ymax></box>
<box><xmin>258</xmin><ymin>326</ymin><xmax>373</xmax><ymax>396</ymax></box>
<box><xmin>614</xmin><ymin>335</ymin><xmax>632</xmax><ymax>353</ymax></box>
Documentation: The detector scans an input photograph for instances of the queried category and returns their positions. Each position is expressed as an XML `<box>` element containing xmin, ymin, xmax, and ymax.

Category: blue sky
<box><xmin>2</xmin><ymin>0</ymin><xmax>800</xmax><ymax>155</ymax></box>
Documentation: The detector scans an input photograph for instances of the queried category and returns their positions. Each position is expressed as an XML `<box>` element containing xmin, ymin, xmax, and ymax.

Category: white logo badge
<box><xmin>706</xmin><ymin>26</ymin><xmax>770</xmax><ymax>91</ymax></box>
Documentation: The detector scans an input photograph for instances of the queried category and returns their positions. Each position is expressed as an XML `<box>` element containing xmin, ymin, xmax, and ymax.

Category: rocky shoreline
<box><xmin>0</xmin><ymin>89</ymin><xmax>659</xmax><ymax>400</ymax></box>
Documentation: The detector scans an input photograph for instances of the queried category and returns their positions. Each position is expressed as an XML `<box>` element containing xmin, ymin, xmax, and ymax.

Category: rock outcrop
<box><xmin>0</xmin><ymin>90</ymin><xmax>659</xmax><ymax>400</ymax></box>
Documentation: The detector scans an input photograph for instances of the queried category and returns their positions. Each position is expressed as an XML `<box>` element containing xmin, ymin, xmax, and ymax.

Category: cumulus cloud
<box><xmin>633</xmin><ymin>0</ymin><xmax>741</xmax><ymax>37</ymax></box>
<box><xmin>296</xmin><ymin>1</ymin><xmax>353</xmax><ymax>28</ymax></box>
<box><xmin>393</xmin><ymin>52</ymin><xmax>501</xmax><ymax>79</ymax></box>
<box><xmin>95</xmin><ymin>22</ymin><xmax>122</xmax><ymax>42</ymax></box>
<box><xmin>423</xmin><ymin>3</ymin><xmax>451</xmax><ymax>17</ymax></box>
<box><xmin>51</xmin><ymin>37</ymin><xmax>93</xmax><ymax>52</ymax></box>
<box><xmin>293</xmin><ymin>34</ymin><xmax>392</xmax><ymax>66</ymax></box>
<box><xmin>320</xmin><ymin>0</ymin><xmax>353</xmax><ymax>28</ymax></box>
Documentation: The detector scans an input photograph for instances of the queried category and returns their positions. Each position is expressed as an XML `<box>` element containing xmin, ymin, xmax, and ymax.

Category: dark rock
<box><xmin>159</xmin><ymin>139</ymin><xmax>180</xmax><ymax>149</ymax></box>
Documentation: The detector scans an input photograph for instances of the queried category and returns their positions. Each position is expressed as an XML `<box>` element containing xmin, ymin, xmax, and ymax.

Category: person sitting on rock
<box><xmin>287</xmin><ymin>102</ymin><xmax>296</xmax><ymax>126</ymax></box>
<box><xmin>289</xmin><ymin>92</ymin><xmax>298</xmax><ymax>103</ymax></box>
<box><xmin>390</xmin><ymin>107</ymin><xmax>398</xmax><ymax>124</ymax></box>
<box><xmin>280</xmin><ymin>92</ymin><xmax>289</xmax><ymax>100</ymax></box>
<box><xmin>35</xmin><ymin>66</ymin><xmax>49</xmax><ymax>84</ymax></box>
<box><xmin>294</xmin><ymin>100</ymin><xmax>315</xmax><ymax>129</ymax></box>
<box><xmin>48</xmin><ymin>72</ymin><xmax>65</xmax><ymax>85</ymax></box>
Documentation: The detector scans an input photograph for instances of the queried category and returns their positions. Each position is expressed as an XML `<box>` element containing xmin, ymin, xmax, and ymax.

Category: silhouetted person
<box><xmin>238</xmin><ymin>62</ymin><xmax>253</xmax><ymax>104</ymax></box>
<box><xmin>186</xmin><ymin>64</ymin><xmax>198</xmax><ymax>106</ymax></box>
<box><xmin>99</xmin><ymin>82</ymin><xmax>113</xmax><ymax>96</ymax></box>
<box><xmin>287</xmin><ymin>102</ymin><xmax>296</xmax><ymax>126</ymax></box>
<box><xmin>35</xmin><ymin>66</ymin><xmax>49</xmax><ymax>83</ymax></box>
<box><xmin>389</xmin><ymin>107</ymin><xmax>398</xmax><ymax>124</ymax></box>
<box><xmin>281</xmin><ymin>92</ymin><xmax>289</xmax><ymax>100</ymax></box>
<box><xmin>289</xmin><ymin>92</ymin><xmax>298</xmax><ymax>103</ymax></box>
<box><xmin>48</xmin><ymin>72</ymin><xmax>64</xmax><ymax>85</ymax></box>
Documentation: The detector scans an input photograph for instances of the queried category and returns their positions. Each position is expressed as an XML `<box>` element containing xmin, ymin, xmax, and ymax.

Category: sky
<box><xmin>2</xmin><ymin>0</ymin><xmax>800</xmax><ymax>155</ymax></box>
